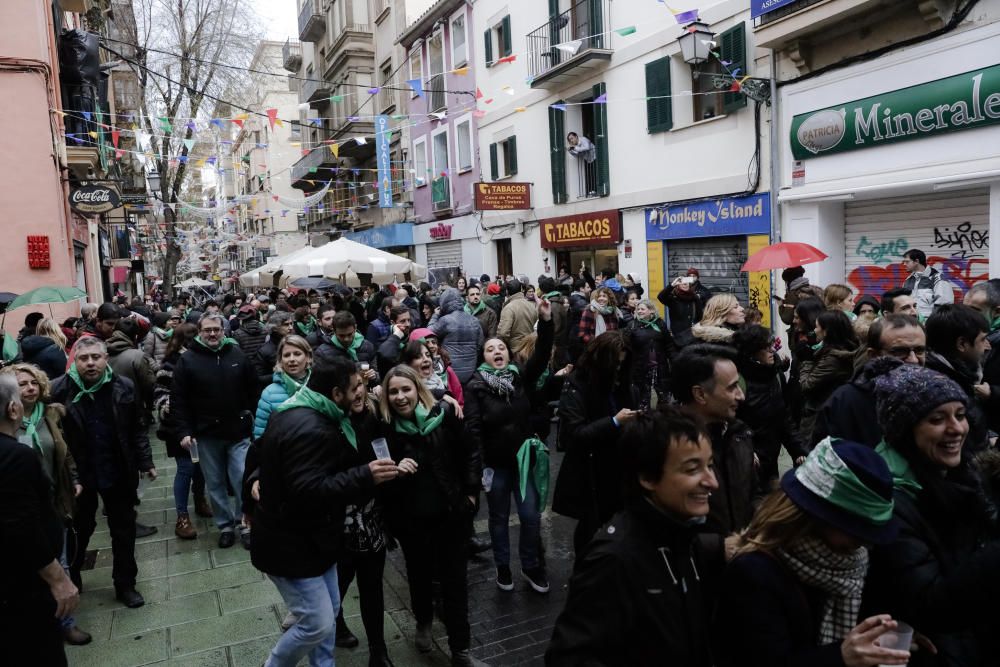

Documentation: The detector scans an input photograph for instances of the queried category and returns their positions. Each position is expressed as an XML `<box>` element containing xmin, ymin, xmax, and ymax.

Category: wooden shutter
<box><xmin>592</xmin><ymin>82</ymin><xmax>610</xmax><ymax>197</ymax></box>
<box><xmin>484</xmin><ymin>29</ymin><xmax>493</xmax><ymax>67</ymax></box>
<box><xmin>507</xmin><ymin>136</ymin><xmax>518</xmax><ymax>175</ymax></box>
<box><xmin>720</xmin><ymin>23</ymin><xmax>747</xmax><ymax>113</ymax></box>
<box><xmin>588</xmin><ymin>0</ymin><xmax>604</xmax><ymax>48</ymax></box>
<box><xmin>501</xmin><ymin>15</ymin><xmax>512</xmax><ymax>56</ymax></box>
<box><xmin>548</xmin><ymin>0</ymin><xmax>562</xmax><ymax>67</ymax></box>
<box><xmin>548</xmin><ymin>102</ymin><xmax>567</xmax><ymax>204</ymax></box>
<box><xmin>645</xmin><ymin>56</ymin><xmax>672</xmax><ymax>133</ymax></box>
<box><xmin>489</xmin><ymin>143</ymin><xmax>498</xmax><ymax>180</ymax></box>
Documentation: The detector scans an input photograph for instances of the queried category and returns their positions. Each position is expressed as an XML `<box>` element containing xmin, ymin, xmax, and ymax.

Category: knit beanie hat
<box><xmin>874</xmin><ymin>361</ymin><xmax>968</xmax><ymax>447</ymax></box>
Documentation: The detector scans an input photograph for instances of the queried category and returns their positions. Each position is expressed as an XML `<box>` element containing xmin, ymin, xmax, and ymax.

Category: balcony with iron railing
<box><xmin>282</xmin><ymin>38</ymin><xmax>302</xmax><ymax>72</ymax></box>
<box><xmin>298</xmin><ymin>0</ymin><xmax>326</xmax><ymax>42</ymax></box>
<box><xmin>290</xmin><ymin>146</ymin><xmax>334</xmax><ymax>187</ymax></box>
<box><xmin>64</xmin><ymin>82</ymin><xmax>109</xmax><ymax>178</ymax></box>
<box><xmin>753</xmin><ymin>0</ymin><xmax>931</xmax><ymax>50</ymax></box>
<box><xmin>302</xmin><ymin>73</ymin><xmax>333</xmax><ymax>104</ymax></box>
<box><xmin>432</xmin><ymin>176</ymin><xmax>451</xmax><ymax>213</ymax></box>
<box><xmin>526</xmin><ymin>0</ymin><xmax>613</xmax><ymax>88</ymax></box>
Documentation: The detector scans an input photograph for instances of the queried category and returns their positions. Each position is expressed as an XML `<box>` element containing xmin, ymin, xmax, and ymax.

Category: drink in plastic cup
<box><xmin>371</xmin><ymin>438</ymin><xmax>390</xmax><ymax>460</ymax></box>
<box><xmin>189</xmin><ymin>441</ymin><xmax>200</xmax><ymax>463</ymax></box>
<box><xmin>360</xmin><ymin>362</ymin><xmax>370</xmax><ymax>372</ymax></box>
<box><xmin>137</xmin><ymin>472</ymin><xmax>149</xmax><ymax>500</ymax></box>
<box><xmin>878</xmin><ymin>620</ymin><xmax>912</xmax><ymax>666</ymax></box>
<box><xmin>482</xmin><ymin>467</ymin><xmax>494</xmax><ymax>492</ymax></box>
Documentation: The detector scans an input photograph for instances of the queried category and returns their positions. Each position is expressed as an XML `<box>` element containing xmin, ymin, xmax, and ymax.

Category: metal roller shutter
<box><xmin>425</xmin><ymin>240</ymin><xmax>463</xmax><ymax>269</ymax></box>
<box><xmin>844</xmin><ymin>189</ymin><xmax>989</xmax><ymax>301</ymax></box>
<box><xmin>666</xmin><ymin>236</ymin><xmax>749</xmax><ymax>306</ymax></box>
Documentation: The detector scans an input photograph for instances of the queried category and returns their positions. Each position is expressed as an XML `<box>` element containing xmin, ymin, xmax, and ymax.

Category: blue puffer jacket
<box><xmin>253</xmin><ymin>371</ymin><xmax>306</xmax><ymax>439</ymax></box>
<box><xmin>430</xmin><ymin>288</ymin><xmax>484</xmax><ymax>383</ymax></box>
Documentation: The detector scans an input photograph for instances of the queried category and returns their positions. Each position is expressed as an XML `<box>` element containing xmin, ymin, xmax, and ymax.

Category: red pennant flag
<box><xmin>272</xmin><ymin>196</ymin><xmax>279</xmax><ymax>202</ymax></box>
<box><xmin>265</xmin><ymin>108</ymin><xmax>278</xmax><ymax>129</ymax></box>
<box><xmin>111</xmin><ymin>129</ymin><xmax>120</xmax><ymax>148</ymax></box>
<box><xmin>231</xmin><ymin>118</ymin><xmax>245</xmax><ymax>128</ymax></box>
<box><xmin>497</xmin><ymin>55</ymin><xmax>517</xmax><ymax>64</ymax></box>
<box><xmin>730</xmin><ymin>81</ymin><xmax>741</xmax><ymax>92</ymax></box>
<box><xmin>476</xmin><ymin>88</ymin><xmax>484</xmax><ymax>99</ymax></box>
<box><xmin>302</xmin><ymin>148</ymin><xmax>311</xmax><ymax>156</ymax></box>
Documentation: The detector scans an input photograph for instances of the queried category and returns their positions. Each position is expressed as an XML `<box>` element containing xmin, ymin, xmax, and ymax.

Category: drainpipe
<box><xmin>768</xmin><ymin>49</ymin><xmax>781</xmax><ymax>331</ymax></box>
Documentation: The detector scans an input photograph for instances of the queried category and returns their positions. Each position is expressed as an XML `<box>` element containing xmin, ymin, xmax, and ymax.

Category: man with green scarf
<box><xmin>50</xmin><ymin>336</ymin><xmax>154</xmax><ymax>609</ymax></box>
<box><xmin>465</xmin><ymin>285</ymin><xmax>497</xmax><ymax>340</ymax></box>
<box><xmin>317</xmin><ymin>312</ymin><xmax>379</xmax><ymax>387</ymax></box>
<box><xmin>251</xmin><ymin>354</ymin><xmax>397</xmax><ymax>667</ymax></box>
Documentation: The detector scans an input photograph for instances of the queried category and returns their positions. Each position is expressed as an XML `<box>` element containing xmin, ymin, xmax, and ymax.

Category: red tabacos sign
<box><xmin>540</xmin><ymin>209</ymin><xmax>621</xmax><ymax>248</ymax></box>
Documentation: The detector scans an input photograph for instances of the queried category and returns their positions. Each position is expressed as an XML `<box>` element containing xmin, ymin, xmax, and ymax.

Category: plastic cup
<box><xmin>371</xmin><ymin>438</ymin><xmax>391</xmax><ymax>460</ymax></box>
<box><xmin>482</xmin><ymin>467</ymin><xmax>495</xmax><ymax>492</ymax></box>
<box><xmin>137</xmin><ymin>472</ymin><xmax>149</xmax><ymax>500</ymax></box>
<box><xmin>878</xmin><ymin>621</ymin><xmax>913</xmax><ymax>666</ymax></box>
<box><xmin>360</xmin><ymin>362</ymin><xmax>370</xmax><ymax>372</ymax></box>
<box><xmin>189</xmin><ymin>441</ymin><xmax>200</xmax><ymax>463</ymax></box>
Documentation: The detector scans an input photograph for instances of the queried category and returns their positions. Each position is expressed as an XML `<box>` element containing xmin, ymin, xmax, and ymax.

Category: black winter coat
<box><xmin>657</xmin><ymin>285</ymin><xmax>708</xmax><ymax>337</ymax></box>
<box><xmin>981</xmin><ymin>328</ymin><xmax>1000</xmax><ymax>433</ymax></box>
<box><xmin>810</xmin><ymin>364</ymin><xmax>883</xmax><ymax>448</ymax></box>
<box><xmin>700</xmin><ymin>418</ymin><xmax>760</xmax><ymax>558</ymax></box>
<box><xmin>376</xmin><ymin>331</ymin><xmax>406</xmax><ymax>375</ymax></box>
<box><xmin>313</xmin><ymin>335</ymin><xmax>380</xmax><ymax>384</ymax></box>
<box><xmin>552</xmin><ymin>374</ymin><xmax>637</xmax><ymax>522</ymax></box>
<box><xmin>50</xmin><ymin>375</ymin><xmax>153</xmax><ymax>486</ymax></box>
<box><xmin>20</xmin><ymin>335</ymin><xmax>67</xmax><ymax>381</ymax></box>
<box><xmin>465</xmin><ymin>319</ymin><xmax>553</xmax><ymax>469</ymax></box>
<box><xmin>232</xmin><ymin>318</ymin><xmax>267</xmax><ymax>359</ymax></box>
<box><xmin>625</xmin><ymin>318</ymin><xmax>674</xmax><ymax>405</ymax></box>
<box><xmin>249</xmin><ymin>406</ymin><xmax>374</xmax><ymax>578</ymax></box>
<box><xmin>253</xmin><ymin>333</ymin><xmax>281</xmax><ymax>393</ymax></box>
<box><xmin>714</xmin><ymin>551</ymin><xmax>846</xmax><ymax>667</ymax></box>
<box><xmin>546</xmin><ymin>500</ymin><xmax>719</xmax><ymax>667</ymax></box>
<box><xmin>566</xmin><ymin>292</ymin><xmax>589</xmax><ymax>362</ymax></box>
<box><xmin>378</xmin><ymin>403</ymin><xmax>481</xmax><ymax>532</ymax></box>
<box><xmin>737</xmin><ymin>359</ymin><xmax>806</xmax><ymax>478</ymax></box>
<box><xmin>171</xmin><ymin>340</ymin><xmax>257</xmax><ymax>442</ymax></box>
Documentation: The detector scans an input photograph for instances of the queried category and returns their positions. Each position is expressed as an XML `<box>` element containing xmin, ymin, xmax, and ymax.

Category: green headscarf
<box><xmin>21</xmin><ymin>402</ymin><xmax>44</xmax><ymax>453</ymax></box>
<box><xmin>875</xmin><ymin>440</ymin><xmax>922</xmax><ymax>501</ymax></box>
<box><xmin>67</xmin><ymin>364</ymin><xmax>114</xmax><ymax>403</ymax></box>
<box><xmin>465</xmin><ymin>300</ymin><xmax>486</xmax><ymax>316</ymax></box>
<box><xmin>331</xmin><ymin>331</ymin><xmax>365</xmax><ymax>361</ymax></box>
<box><xmin>393</xmin><ymin>402</ymin><xmax>445</xmax><ymax>437</ymax></box>
<box><xmin>516</xmin><ymin>437</ymin><xmax>550</xmax><ymax>511</ymax></box>
<box><xmin>795</xmin><ymin>437</ymin><xmax>895</xmax><ymax>524</ymax></box>
<box><xmin>635</xmin><ymin>315</ymin><xmax>661</xmax><ymax>332</ymax></box>
<box><xmin>276</xmin><ymin>384</ymin><xmax>357</xmax><ymax>449</ymax></box>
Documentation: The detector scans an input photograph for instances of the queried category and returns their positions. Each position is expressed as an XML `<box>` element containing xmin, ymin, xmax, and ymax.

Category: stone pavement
<box><xmin>66</xmin><ymin>434</ymin><xmax>576</xmax><ymax>667</ymax></box>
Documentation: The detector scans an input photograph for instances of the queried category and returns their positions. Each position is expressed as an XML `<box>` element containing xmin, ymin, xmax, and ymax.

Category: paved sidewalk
<box><xmin>67</xmin><ymin>435</ymin><xmax>575</xmax><ymax>667</ymax></box>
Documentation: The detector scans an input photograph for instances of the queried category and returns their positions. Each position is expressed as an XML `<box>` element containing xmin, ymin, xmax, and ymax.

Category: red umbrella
<box><xmin>741</xmin><ymin>242</ymin><xmax>828</xmax><ymax>272</ymax></box>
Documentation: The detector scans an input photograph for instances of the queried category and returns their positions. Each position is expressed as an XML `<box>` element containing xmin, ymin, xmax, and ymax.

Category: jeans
<box><xmin>196</xmin><ymin>438</ymin><xmax>249</xmax><ymax>530</ymax></box>
<box><xmin>58</xmin><ymin>528</ymin><xmax>75</xmax><ymax>630</ymax></box>
<box><xmin>336</xmin><ymin>549</ymin><xmax>387</xmax><ymax>649</ymax></box>
<box><xmin>71</xmin><ymin>484</ymin><xmax>137</xmax><ymax>589</ymax></box>
<box><xmin>172</xmin><ymin>455</ymin><xmax>206</xmax><ymax>516</ymax></box>
<box><xmin>486</xmin><ymin>466</ymin><xmax>541</xmax><ymax>569</ymax></box>
<box><xmin>396</xmin><ymin>518</ymin><xmax>470</xmax><ymax>653</ymax></box>
<box><xmin>266</xmin><ymin>564</ymin><xmax>340</xmax><ymax>667</ymax></box>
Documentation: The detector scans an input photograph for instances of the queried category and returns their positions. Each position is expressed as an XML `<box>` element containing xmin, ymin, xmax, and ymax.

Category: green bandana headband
<box><xmin>67</xmin><ymin>365</ymin><xmax>114</xmax><ymax>403</ymax></box>
<box><xmin>331</xmin><ymin>331</ymin><xmax>364</xmax><ymax>361</ymax></box>
<box><xmin>394</xmin><ymin>402</ymin><xmax>445</xmax><ymax>437</ymax></box>
<box><xmin>794</xmin><ymin>437</ymin><xmax>895</xmax><ymax>525</ymax></box>
<box><xmin>276</xmin><ymin>385</ymin><xmax>357</xmax><ymax>449</ymax></box>
<box><xmin>465</xmin><ymin>301</ymin><xmax>486</xmax><ymax>316</ymax></box>
<box><xmin>22</xmin><ymin>402</ymin><xmax>44</xmax><ymax>453</ymax></box>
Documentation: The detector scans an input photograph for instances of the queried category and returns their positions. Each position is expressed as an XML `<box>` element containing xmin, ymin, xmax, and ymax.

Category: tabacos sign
<box><xmin>69</xmin><ymin>184</ymin><xmax>121</xmax><ymax>214</ymax></box>
<box><xmin>540</xmin><ymin>209</ymin><xmax>621</xmax><ymax>249</ymax></box>
<box><xmin>790</xmin><ymin>64</ymin><xmax>1000</xmax><ymax>160</ymax></box>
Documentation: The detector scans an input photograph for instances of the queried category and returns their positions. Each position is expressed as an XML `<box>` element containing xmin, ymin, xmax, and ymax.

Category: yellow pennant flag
<box><xmin>88</xmin><ymin>131</ymin><xmax>98</xmax><ymax>138</ymax></box>
<box><xmin>330</xmin><ymin>143</ymin><xmax>340</xmax><ymax>158</ymax></box>
<box><xmin>452</xmin><ymin>67</ymin><xmax>469</xmax><ymax>76</ymax></box>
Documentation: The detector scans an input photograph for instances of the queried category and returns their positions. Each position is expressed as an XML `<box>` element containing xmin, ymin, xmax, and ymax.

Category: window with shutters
<box><xmin>408</xmin><ymin>44</ymin><xmax>423</xmax><ymax>98</ymax></box>
<box><xmin>719</xmin><ymin>23</ymin><xmax>747</xmax><ymax>113</ymax></box>
<box><xmin>485</xmin><ymin>15</ymin><xmax>512</xmax><ymax>66</ymax></box>
<box><xmin>692</xmin><ymin>59</ymin><xmax>723</xmax><ymax>121</ymax></box>
<box><xmin>489</xmin><ymin>135</ymin><xmax>518</xmax><ymax>180</ymax></box>
<box><xmin>413</xmin><ymin>136</ymin><xmax>427</xmax><ymax>187</ymax></box>
<box><xmin>451</xmin><ymin>10</ymin><xmax>468</xmax><ymax>67</ymax></box>
<box><xmin>456</xmin><ymin>117</ymin><xmax>473</xmax><ymax>172</ymax></box>
<box><xmin>548</xmin><ymin>102</ymin><xmax>567</xmax><ymax>204</ymax></box>
<box><xmin>645</xmin><ymin>56</ymin><xmax>672</xmax><ymax>133</ymax></box>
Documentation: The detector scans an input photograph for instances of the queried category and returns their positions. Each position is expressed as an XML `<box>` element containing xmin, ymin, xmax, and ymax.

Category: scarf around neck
<box><xmin>635</xmin><ymin>315</ymin><xmax>661</xmax><ymax>332</ymax></box>
<box><xmin>393</xmin><ymin>402</ymin><xmax>445</xmax><ymax>436</ymax></box>
<box><xmin>331</xmin><ymin>331</ymin><xmax>365</xmax><ymax>360</ymax></box>
<box><xmin>194</xmin><ymin>335</ymin><xmax>237</xmax><ymax>352</ymax></box>
<box><xmin>589</xmin><ymin>300</ymin><xmax>615</xmax><ymax>315</ymax></box>
<box><xmin>280</xmin><ymin>370</ymin><xmax>309</xmax><ymax>397</ymax></box>
<box><xmin>777</xmin><ymin>537</ymin><xmax>869</xmax><ymax>645</ymax></box>
<box><xmin>477</xmin><ymin>362</ymin><xmax>518</xmax><ymax>397</ymax></box>
<box><xmin>465</xmin><ymin>300</ymin><xmax>486</xmax><ymax>316</ymax></box>
<box><xmin>68</xmin><ymin>365</ymin><xmax>114</xmax><ymax>403</ymax></box>
<box><xmin>22</xmin><ymin>402</ymin><xmax>44</xmax><ymax>453</ymax></box>
<box><xmin>276</xmin><ymin>385</ymin><xmax>357</xmax><ymax>449</ymax></box>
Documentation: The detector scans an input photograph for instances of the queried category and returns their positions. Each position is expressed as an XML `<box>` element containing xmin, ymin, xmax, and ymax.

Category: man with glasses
<box><xmin>171</xmin><ymin>313</ymin><xmax>258</xmax><ymax>548</ymax></box>
<box><xmin>812</xmin><ymin>314</ymin><xmax>925</xmax><ymax>447</ymax></box>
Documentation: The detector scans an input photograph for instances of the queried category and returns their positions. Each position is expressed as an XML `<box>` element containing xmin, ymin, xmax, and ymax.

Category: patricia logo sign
<box><xmin>69</xmin><ymin>184</ymin><xmax>121</xmax><ymax>214</ymax></box>
<box><xmin>790</xmin><ymin>65</ymin><xmax>1000</xmax><ymax>160</ymax></box>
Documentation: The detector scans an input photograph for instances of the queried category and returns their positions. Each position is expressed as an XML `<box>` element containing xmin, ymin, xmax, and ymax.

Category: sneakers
<box><xmin>495</xmin><ymin>565</ymin><xmax>514</xmax><ymax>591</ymax></box>
<box><xmin>194</xmin><ymin>494</ymin><xmax>213</xmax><ymax>518</ymax></box>
<box><xmin>175</xmin><ymin>514</ymin><xmax>197</xmax><ymax>540</ymax></box>
<box><xmin>218</xmin><ymin>528</ymin><xmax>236</xmax><ymax>549</ymax></box>
<box><xmin>522</xmin><ymin>566</ymin><xmax>550</xmax><ymax>594</ymax></box>
<box><xmin>414</xmin><ymin>621</ymin><xmax>433</xmax><ymax>653</ymax></box>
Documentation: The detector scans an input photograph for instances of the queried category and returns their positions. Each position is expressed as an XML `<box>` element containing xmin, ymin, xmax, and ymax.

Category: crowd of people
<box><xmin>2</xmin><ymin>248</ymin><xmax>1000</xmax><ymax>667</ymax></box>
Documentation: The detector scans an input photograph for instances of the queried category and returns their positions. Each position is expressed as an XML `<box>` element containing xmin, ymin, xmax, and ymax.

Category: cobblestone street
<box><xmin>66</xmin><ymin>434</ymin><xmax>574</xmax><ymax>667</ymax></box>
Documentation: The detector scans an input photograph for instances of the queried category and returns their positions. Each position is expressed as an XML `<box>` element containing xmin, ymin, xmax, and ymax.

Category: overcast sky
<box><xmin>252</xmin><ymin>0</ymin><xmax>438</xmax><ymax>41</ymax></box>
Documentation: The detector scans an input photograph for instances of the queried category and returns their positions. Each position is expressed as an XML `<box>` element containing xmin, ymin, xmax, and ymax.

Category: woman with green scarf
<box><xmin>376</xmin><ymin>365</ymin><xmax>480</xmax><ymax>666</ymax></box>
<box><xmin>625</xmin><ymin>298</ymin><xmax>675</xmax><ymax>410</ymax></box>
<box><xmin>4</xmin><ymin>363</ymin><xmax>90</xmax><ymax>645</ymax></box>
<box><xmin>252</xmin><ymin>335</ymin><xmax>312</xmax><ymax>440</ymax></box>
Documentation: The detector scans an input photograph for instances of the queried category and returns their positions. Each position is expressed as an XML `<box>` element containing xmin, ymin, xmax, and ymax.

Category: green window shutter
<box><xmin>548</xmin><ymin>102</ymin><xmax>567</xmax><ymax>204</ymax></box>
<box><xmin>588</xmin><ymin>0</ymin><xmax>604</xmax><ymax>49</ymax></box>
<box><xmin>501</xmin><ymin>15</ymin><xmax>512</xmax><ymax>57</ymax></box>
<box><xmin>645</xmin><ymin>56</ymin><xmax>672</xmax><ymax>133</ymax></box>
<box><xmin>548</xmin><ymin>0</ymin><xmax>562</xmax><ymax>67</ymax></box>
<box><xmin>508</xmin><ymin>136</ymin><xmax>518</xmax><ymax>175</ymax></box>
<box><xmin>592</xmin><ymin>82</ymin><xmax>610</xmax><ymax>197</ymax></box>
<box><xmin>484</xmin><ymin>29</ymin><xmax>493</xmax><ymax>67</ymax></box>
<box><xmin>489</xmin><ymin>143</ymin><xmax>498</xmax><ymax>180</ymax></box>
<box><xmin>720</xmin><ymin>23</ymin><xmax>747</xmax><ymax>113</ymax></box>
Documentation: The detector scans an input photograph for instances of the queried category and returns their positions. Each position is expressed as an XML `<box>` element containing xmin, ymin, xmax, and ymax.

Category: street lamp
<box><xmin>146</xmin><ymin>171</ymin><xmax>161</xmax><ymax>198</ymax></box>
<box><xmin>678</xmin><ymin>20</ymin><xmax>714</xmax><ymax>66</ymax></box>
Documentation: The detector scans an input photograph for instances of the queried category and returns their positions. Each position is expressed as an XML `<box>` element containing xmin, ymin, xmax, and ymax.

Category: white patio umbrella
<box><xmin>175</xmin><ymin>277</ymin><xmax>214</xmax><ymax>288</ymax></box>
<box><xmin>273</xmin><ymin>238</ymin><xmax>426</xmax><ymax>283</ymax></box>
<box><xmin>239</xmin><ymin>245</ymin><xmax>315</xmax><ymax>288</ymax></box>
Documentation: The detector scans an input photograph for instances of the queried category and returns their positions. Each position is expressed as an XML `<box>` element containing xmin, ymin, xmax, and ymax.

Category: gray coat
<box><xmin>430</xmin><ymin>288</ymin><xmax>484</xmax><ymax>383</ymax></box>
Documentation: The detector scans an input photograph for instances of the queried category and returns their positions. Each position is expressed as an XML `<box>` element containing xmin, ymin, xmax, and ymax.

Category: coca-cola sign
<box><xmin>69</xmin><ymin>184</ymin><xmax>121</xmax><ymax>214</ymax></box>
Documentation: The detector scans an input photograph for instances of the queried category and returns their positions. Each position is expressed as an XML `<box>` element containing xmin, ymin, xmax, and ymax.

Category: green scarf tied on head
<box><xmin>21</xmin><ymin>402</ymin><xmax>44</xmax><ymax>454</ymax></box>
<box><xmin>875</xmin><ymin>440</ymin><xmax>923</xmax><ymax>501</ymax></box>
<box><xmin>393</xmin><ymin>402</ymin><xmax>445</xmax><ymax>437</ymax></box>
<box><xmin>331</xmin><ymin>332</ymin><xmax>365</xmax><ymax>361</ymax></box>
<box><xmin>795</xmin><ymin>437</ymin><xmax>895</xmax><ymax>525</ymax></box>
<box><xmin>636</xmin><ymin>315</ymin><xmax>661</xmax><ymax>333</ymax></box>
<box><xmin>276</xmin><ymin>385</ymin><xmax>357</xmax><ymax>449</ymax></box>
<box><xmin>465</xmin><ymin>301</ymin><xmax>486</xmax><ymax>317</ymax></box>
<box><xmin>298</xmin><ymin>316</ymin><xmax>316</xmax><ymax>335</ymax></box>
<box><xmin>67</xmin><ymin>365</ymin><xmax>114</xmax><ymax>403</ymax></box>
<box><xmin>516</xmin><ymin>437</ymin><xmax>550</xmax><ymax>511</ymax></box>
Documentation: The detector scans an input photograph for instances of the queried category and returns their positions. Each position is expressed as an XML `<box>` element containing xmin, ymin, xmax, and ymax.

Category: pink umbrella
<box><xmin>741</xmin><ymin>242</ymin><xmax>828</xmax><ymax>272</ymax></box>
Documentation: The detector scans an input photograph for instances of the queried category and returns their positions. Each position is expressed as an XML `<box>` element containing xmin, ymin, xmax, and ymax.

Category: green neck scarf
<box><xmin>465</xmin><ymin>300</ymin><xmax>486</xmax><ymax>316</ymax></box>
<box><xmin>280</xmin><ymin>370</ymin><xmax>309</xmax><ymax>397</ymax></box>
<box><xmin>991</xmin><ymin>315</ymin><xmax>1000</xmax><ymax>333</ymax></box>
<box><xmin>795</xmin><ymin>437</ymin><xmax>895</xmax><ymax>525</ymax></box>
<box><xmin>393</xmin><ymin>402</ymin><xmax>445</xmax><ymax>437</ymax></box>
<box><xmin>298</xmin><ymin>317</ymin><xmax>316</xmax><ymax>335</ymax></box>
<box><xmin>276</xmin><ymin>385</ymin><xmax>357</xmax><ymax>449</ymax></box>
<box><xmin>875</xmin><ymin>440</ymin><xmax>923</xmax><ymax>500</ymax></box>
<box><xmin>67</xmin><ymin>365</ymin><xmax>114</xmax><ymax>403</ymax></box>
<box><xmin>636</xmin><ymin>315</ymin><xmax>661</xmax><ymax>332</ymax></box>
<box><xmin>194</xmin><ymin>335</ymin><xmax>237</xmax><ymax>351</ymax></box>
<box><xmin>477</xmin><ymin>362</ymin><xmax>520</xmax><ymax>377</ymax></box>
<box><xmin>331</xmin><ymin>331</ymin><xmax>364</xmax><ymax>361</ymax></box>
<box><xmin>542</xmin><ymin>291</ymin><xmax>561</xmax><ymax>300</ymax></box>
<box><xmin>22</xmin><ymin>402</ymin><xmax>44</xmax><ymax>453</ymax></box>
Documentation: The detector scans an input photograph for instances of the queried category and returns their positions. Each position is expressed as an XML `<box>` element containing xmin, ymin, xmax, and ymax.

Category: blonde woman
<box><xmin>825</xmin><ymin>284</ymin><xmax>858</xmax><ymax>319</ymax></box>
<box><xmin>21</xmin><ymin>318</ymin><xmax>68</xmax><ymax>380</ymax></box>
<box><xmin>681</xmin><ymin>293</ymin><xmax>745</xmax><ymax>347</ymax></box>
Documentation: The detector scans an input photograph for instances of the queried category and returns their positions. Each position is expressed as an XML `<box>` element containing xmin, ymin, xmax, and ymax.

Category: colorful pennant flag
<box><xmin>594</xmin><ymin>93</ymin><xmax>607</xmax><ymax>103</ymax></box>
<box><xmin>406</xmin><ymin>79</ymin><xmax>424</xmax><ymax>97</ymax></box>
<box><xmin>266</xmin><ymin>108</ymin><xmax>278</xmax><ymax>129</ymax></box>
<box><xmin>453</xmin><ymin>67</ymin><xmax>469</xmax><ymax>75</ymax></box>
<box><xmin>615</xmin><ymin>26</ymin><xmax>637</xmax><ymax>36</ymax></box>
<box><xmin>555</xmin><ymin>40</ymin><xmax>582</xmax><ymax>55</ymax></box>
<box><xmin>496</xmin><ymin>55</ymin><xmax>517</xmax><ymax>64</ymax></box>
<box><xmin>476</xmin><ymin>88</ymin><xmax>484</xmax><ymax>99</ymax></box>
